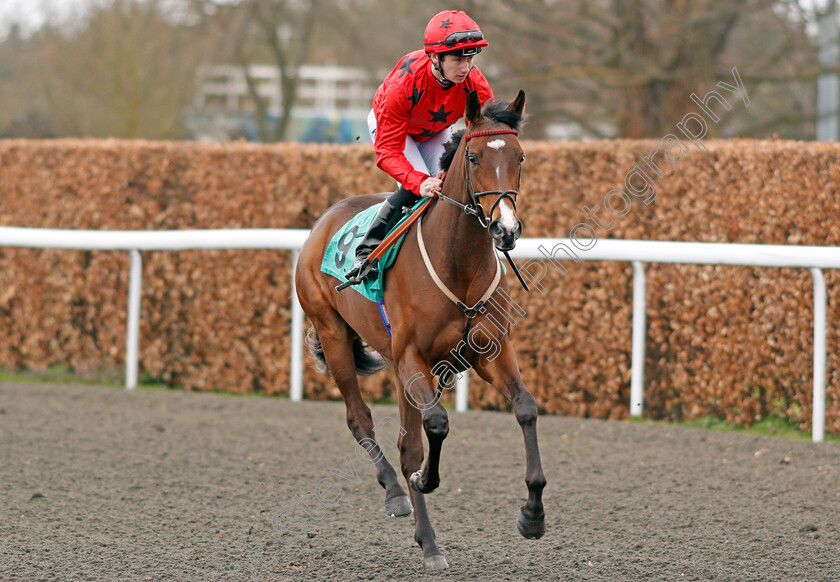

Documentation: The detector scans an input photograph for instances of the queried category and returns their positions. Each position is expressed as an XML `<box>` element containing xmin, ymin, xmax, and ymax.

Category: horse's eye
<box><xmin>468</xmin><ymin>153</ymin><xmax>479</xmax><ymax>166</ymax></box>
<box><xmin>519</xmin><ymin>154</ymin><xmax>525</xmax><ymax>164</ymax></box>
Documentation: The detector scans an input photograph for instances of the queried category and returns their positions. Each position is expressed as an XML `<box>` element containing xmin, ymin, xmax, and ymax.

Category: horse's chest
<box><xmin>428</xmin><ymin>312</ymin><xmax>506</xmax><ymax>367</ymax></box>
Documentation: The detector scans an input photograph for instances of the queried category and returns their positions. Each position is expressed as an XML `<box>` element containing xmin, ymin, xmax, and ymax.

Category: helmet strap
<box><xmin>430</xmin><ymin>55</ymin><xmax>454</xmax><ymax>89</ymax></box>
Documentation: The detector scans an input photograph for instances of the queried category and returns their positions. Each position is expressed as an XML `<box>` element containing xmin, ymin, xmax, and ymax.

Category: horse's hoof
<box><xmin>423</xmin><ymin>554</ymin><xmax>449</xmax><ymax>571</ymax></box>
<box><xmin>516</xmin><ymin>511</ymin><xmax>546</xmax><ymax>539</ymax></box>
<box><xmin>385</xmin><ymin>495</ymin><xmax>413</xmax><ymax>517</ymax></box>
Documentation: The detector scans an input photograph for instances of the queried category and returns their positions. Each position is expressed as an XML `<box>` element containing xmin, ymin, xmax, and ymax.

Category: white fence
<box><xmin>0</xmin><ymin>226</ymin><xmax>836</xmax><ymax>442</ymax></box>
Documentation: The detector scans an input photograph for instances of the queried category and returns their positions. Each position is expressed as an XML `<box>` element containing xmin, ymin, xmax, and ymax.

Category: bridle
<box><xmin>437</xmin><ymin>128</ymin><xmax>521</xmax><ymax>229</ymax></box>
<box><xmin>435</xmin><ymin>126</ymin><xmax>530</xmax><ymax>292</ymax></box>
<box><xmin>419</xmin><ymin>126</ymin><xmax>529</xmax><ymax>381</ymax></box>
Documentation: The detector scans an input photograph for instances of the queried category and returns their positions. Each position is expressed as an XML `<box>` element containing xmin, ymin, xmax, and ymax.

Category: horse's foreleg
<box><xmin>473</xmin><ymin>338</ymin><xmax>546</xmax><ymax>539</ymax></box>
<box><xmin>398</xmin><ymin>349</ymin><xmax>448</xmax><ymax>494</ymax></box>
<box><xmin>309</xmin><ymin>314</ymin><xmax>410</xmax><ymax>517</ymax></box>
<box><xmin>394</xmin><ymin>372</ymin><xmax>449</xmax><ymax>571</ymax></box>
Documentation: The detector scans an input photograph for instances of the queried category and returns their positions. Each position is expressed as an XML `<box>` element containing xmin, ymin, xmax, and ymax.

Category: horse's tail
<box><xmin>305</xmin><ymin>326</ymin><xmax>330</xmax><ymax>374</ymax></box>
<box><xmin>305</xmin><ymin>326</ymin><xmax>386</xmax><ymax>377</ymax></box>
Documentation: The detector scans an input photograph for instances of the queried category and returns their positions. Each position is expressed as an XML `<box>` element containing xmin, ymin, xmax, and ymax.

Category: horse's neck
<box><xmin>421</xmin><ymin>173</ymin><xmax>498</xmax><ymax>296</ymax></box>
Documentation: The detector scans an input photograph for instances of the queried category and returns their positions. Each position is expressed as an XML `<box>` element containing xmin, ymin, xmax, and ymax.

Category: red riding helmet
<box><xmin>423</xmin><ymin>10</ymin><xmax>488</xmax><ymax>56</ymax></box>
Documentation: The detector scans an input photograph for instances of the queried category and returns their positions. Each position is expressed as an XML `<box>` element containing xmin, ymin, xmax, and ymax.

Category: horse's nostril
<box><xmin>489</xmin><ymin>221</ymin><xmax>503</xmax><ymax>239</ymax></box>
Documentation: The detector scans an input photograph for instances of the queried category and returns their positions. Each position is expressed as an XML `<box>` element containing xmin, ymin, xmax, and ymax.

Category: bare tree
<box><xmin>1</xmin><ymin>0</ymin><xmax>213</xmax><ymax>139</ymax></box>
<box><xmin>206</xmin><ymin>0</ymin><xmax>321</xmax><ymax>142</ymax></box>
<box><xmin>472</xmin><ymin>0</ymin><xmax>826</xmax><ymax>139</ymax></box>
<box><xmin>1</xmin><ymin>0</ymin><xmax>836</xmax><ymax>140</ymax></box>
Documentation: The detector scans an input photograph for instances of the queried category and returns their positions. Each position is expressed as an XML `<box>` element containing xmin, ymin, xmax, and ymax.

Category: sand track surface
<box><xmin>1</xmin><ymin>382</ymin><xmax>839</xmax><ymax>581</ymax></box>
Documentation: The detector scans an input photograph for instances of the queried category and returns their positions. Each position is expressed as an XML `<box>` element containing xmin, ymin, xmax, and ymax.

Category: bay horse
<box><xmin>294</xmin><ymin>90</ymin><xmax>546</xmax><ymax>571</ymax></box>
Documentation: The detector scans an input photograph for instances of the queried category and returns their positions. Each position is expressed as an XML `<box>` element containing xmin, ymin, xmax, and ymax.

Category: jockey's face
<box><xmin>434</xmin><ymin>53</ymin><xmax>474</xmax><ymax>83</ymax></box>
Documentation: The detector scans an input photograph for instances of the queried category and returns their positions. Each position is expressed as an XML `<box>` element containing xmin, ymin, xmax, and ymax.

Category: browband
<box><xmin>463</xmin><ymin>129</ymin><xmax>519</xmax><ymax>141</ymax></box>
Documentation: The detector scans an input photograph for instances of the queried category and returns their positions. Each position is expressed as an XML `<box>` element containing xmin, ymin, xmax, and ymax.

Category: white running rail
<box><xmin>0</xmin><ymin>227</ymin><xmax>836</xmax><ymax>441</ymax></box>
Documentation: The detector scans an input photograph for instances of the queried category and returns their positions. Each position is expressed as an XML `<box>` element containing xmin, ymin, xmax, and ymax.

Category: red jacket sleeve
<box><xmin>373</xmin><ymin>89</ymin><xmax>429</xmax><ymax>195</ymax></box>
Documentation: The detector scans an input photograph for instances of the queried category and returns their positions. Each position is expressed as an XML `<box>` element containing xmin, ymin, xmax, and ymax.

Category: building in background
<box><xmin>190</xmin><ymin>64</ymin><xmax>377</xmax><ymax>143</ymax></box>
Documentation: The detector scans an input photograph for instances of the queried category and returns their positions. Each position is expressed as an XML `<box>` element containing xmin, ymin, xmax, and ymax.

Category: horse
<box><xmin>294</xmin><ymin>90</ymin><xmax>546</xmax><ymax>571</ymax></box>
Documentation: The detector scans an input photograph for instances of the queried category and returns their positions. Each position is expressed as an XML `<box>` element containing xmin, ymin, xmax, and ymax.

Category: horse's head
<box><xmin>461</xmin><ymin>89</ymin><xmax>526</xmax><ymax>252</ymax></box>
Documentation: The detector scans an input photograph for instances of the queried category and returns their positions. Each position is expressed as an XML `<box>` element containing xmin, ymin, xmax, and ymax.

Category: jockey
<box><xmin>343</xmin><ymin>9</ymin><xmax>494</xmax><ymax>283</ymax></box>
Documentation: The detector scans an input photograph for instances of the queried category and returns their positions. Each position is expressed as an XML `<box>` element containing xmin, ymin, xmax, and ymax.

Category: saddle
<box><xmin>320</xmin><ymin>197</ymin><xmax>433</xmax><ymax>302</ymax></box>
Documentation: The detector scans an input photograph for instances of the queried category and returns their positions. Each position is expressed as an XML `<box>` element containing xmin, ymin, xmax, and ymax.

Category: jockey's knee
<box><xmin>388</xmin><ymin>186</ymin><xmax>417</xmax><ymax>208</ymax></box>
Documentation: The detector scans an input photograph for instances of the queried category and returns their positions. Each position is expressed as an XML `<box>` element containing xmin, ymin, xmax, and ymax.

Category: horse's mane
<box><xmin>439</xmin><ymin>129</ymin><xmax>467</xmax><ymax>173</ymax></box>
<box><xmin>439</xmin><ymin>99</ymin><xmax>525</xmax><ymax>172</ymax></box>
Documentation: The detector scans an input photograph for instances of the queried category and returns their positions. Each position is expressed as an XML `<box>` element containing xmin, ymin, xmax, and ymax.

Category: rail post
<box><xmin>290</xmin><ymin>250</ymin><xmax>304</xmax><ymax>402</ymax></box>
<box><xmin>125</xmin><ymin>250</ymin><xmax>142</xmax><ymax>390</ymax></box>
<box><xmin>810</xmin><ymin>268</ymin><xmax>827</xmax><ymax>442</ymax></box>
<box><xmin>630</xmin><ymin>261</ymin><xmax>647</xmax><ymax>417</ymax></box>
<box><xmin>456</xmin><ymin>371</ymin><xmax>470</xmax><ymax>413</ymax></box>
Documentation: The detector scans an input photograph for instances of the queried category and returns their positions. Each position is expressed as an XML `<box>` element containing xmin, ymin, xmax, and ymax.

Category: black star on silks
<box><xmin>406</xmin><ymin>84</ymin><xmax>425</xmax><ymax>112</ymax></box>
<box><xmin>428</xmin><ymin>104</ymin><xmax>453</xmax><ymax>123</ymax></box>
<box><xmin>398</xmin><ymin>57</ymin><xmax>418</xmax><ymax>77</ymax></box>
<box><xmin>418</xmin><ymin>128</ymin><xmax>436</xmax><ymax>138</ymax></box>
<box><xmin>440</xmin><ymin>18</ymin><xmax>453</xmax><ymax>30</ymax></box>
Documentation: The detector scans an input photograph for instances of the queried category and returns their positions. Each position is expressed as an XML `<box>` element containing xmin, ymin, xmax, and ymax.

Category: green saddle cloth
<box><xmin>320</xmin><ymin>197</ymin><xmax>430</xmax><ymax>302</ymax></box>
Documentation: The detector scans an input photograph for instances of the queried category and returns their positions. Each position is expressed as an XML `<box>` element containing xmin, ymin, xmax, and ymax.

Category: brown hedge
<box><xmin>1</xmin><ymin>138</ymin><xmax>838</xmax><ymax>434</ymax></box>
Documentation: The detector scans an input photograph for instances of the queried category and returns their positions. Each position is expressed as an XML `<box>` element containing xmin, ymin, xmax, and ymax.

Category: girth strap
<box><xmin>417</xmin><ymin>215</ymin><xmax>502</xmax><ymax>370</ymax></box>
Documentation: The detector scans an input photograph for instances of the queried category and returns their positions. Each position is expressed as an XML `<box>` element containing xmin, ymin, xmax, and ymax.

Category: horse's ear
<box><xmin>465</xmin><ymin>91</ymin><xmax>482</xmax><ymax>125</ymax></box>
<box><xmin>508</xmin><ymin>90</ymin><xmax>526</xmax><ymax>117</ymax></box>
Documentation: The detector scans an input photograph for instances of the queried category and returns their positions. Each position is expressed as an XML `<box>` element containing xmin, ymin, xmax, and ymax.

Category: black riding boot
<box><xmin>344</xmin><ymin>186</ymin><xmax>417</xmax><ymax>282</ymax></box>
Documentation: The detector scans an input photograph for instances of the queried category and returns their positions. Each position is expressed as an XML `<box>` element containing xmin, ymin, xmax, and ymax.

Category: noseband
<box><xmin>438</xmin><ymin>128</ymin><xmax>521</xmax><ymax>229</ymax></box>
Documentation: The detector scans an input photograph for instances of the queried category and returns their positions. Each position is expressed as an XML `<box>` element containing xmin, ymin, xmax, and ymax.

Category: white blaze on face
<box><xmin>487</xmin><ymin>139</ymin><xmax>506</xmax><ymax>181</ymax></box>
<box><xmin>498</xmin><ymin>198</ymin><xmax>517</xmax><ymax>231</ymax></box>
<box><xmin>484</xmin><ymin>138</ymin><xmax>516</xmax><ymax>229</ymax></box>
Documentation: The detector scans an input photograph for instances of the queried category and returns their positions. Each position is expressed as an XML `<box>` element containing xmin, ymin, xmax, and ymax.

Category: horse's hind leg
<box><xmin>308</xmin><ymin>310</ymin><xmax>411</xmax><ymax>517</ymax></box>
